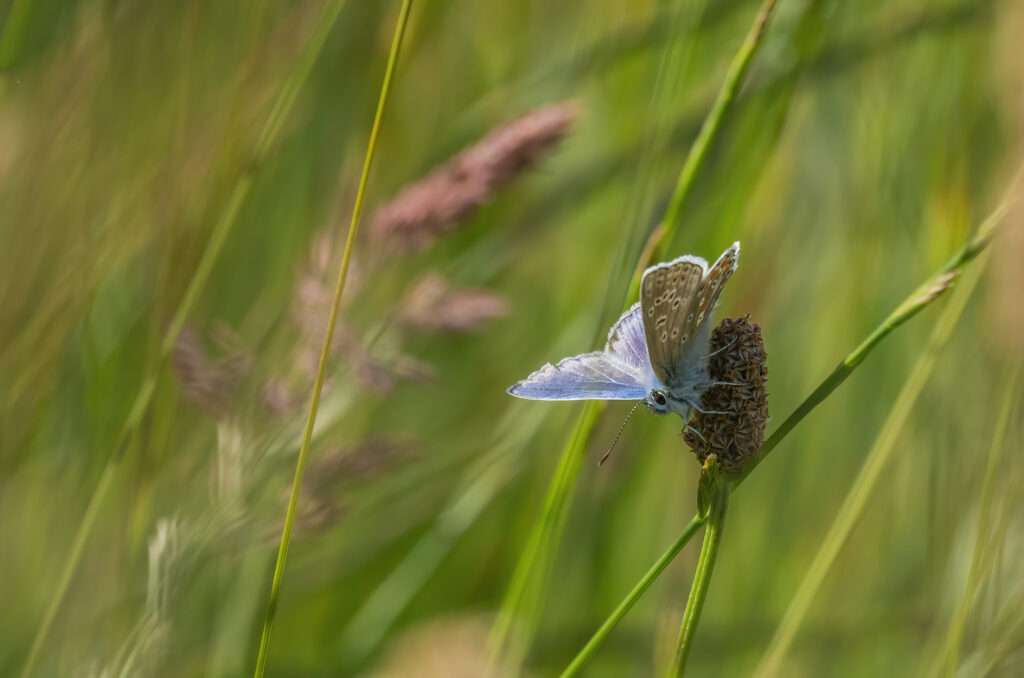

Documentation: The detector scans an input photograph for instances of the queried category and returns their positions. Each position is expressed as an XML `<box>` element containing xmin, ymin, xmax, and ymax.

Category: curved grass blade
<box><xmin>753</xmin><ymin>260</ymin><xmax>986</xmax><ymax>678</ymax></box>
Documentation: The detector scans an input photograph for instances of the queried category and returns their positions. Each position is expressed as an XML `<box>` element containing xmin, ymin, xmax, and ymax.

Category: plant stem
<box><xmin>669</xmin><ymin>482</ymin><xmax>730</xmax><ymax>677</ymax></box>
<box><xmin>251</xmin><ymin>1</ymin><xmax>414</xmax><ymax>676</ymax></box>
<box><xmin>559</xmin><ymin>515</ymin><xmax>706</xmax><ymax>678</ymax></box>
<box><xmin>557</xmin><ymin>166</ymin><xmax>1022</xmax><ymax>674</ymax></box>
<box><xmin>752</xmin><ymin>261</ymin><xmax>985</xmax><ymax>678</ymax></box>
<box><xmin>491</xmin><ymin>0</ymin><xmax>783</xmax><ymax>664</ymax></box>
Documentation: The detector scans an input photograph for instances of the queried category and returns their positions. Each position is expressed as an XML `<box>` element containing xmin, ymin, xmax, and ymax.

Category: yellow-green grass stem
<box><xmin>752</xmin><ymin>257</ymin><xmax>987</xmax><ymax>678</ymax></box>
<box><xmin>489</xmin><ymin>0</ymin><xmax>784</xmax><ymax>664</ymax></box>
<box><xmin>559</xmin><ymin>168</ymin><xmax>1022</xmax><ymax>674</ymax></box>
<box><xmin>251</xmin><ymin>1</ymin><xmax>414</xmax><ymax>676</ymax></box>
<box><xmin>17</xmin><ymin>2</ymin><xmax>352</xmax><ymax>677</ymax></box>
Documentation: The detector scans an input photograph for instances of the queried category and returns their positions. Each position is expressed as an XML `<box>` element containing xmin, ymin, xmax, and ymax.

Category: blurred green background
<box><xmin>2</xmin><ymin>0</ymin><xmax>1023</xmax><ymax>676</ymax></box>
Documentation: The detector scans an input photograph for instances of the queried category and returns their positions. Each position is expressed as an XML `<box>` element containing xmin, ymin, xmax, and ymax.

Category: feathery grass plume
<box><xmin>399</xmin><ymin>273</ymin><xmax>509</xmax><ymax>332</ymax></box>
<box><xmin>77</xmin><ymin>518</ymin><xmax>191</xmax><ymax>678</ymax></box>
<box><xmin>172</xmin><ymin>326</ymin><xmax>251</xmax><ymax>415</ymax></box>
<box><xmin>684</xmin><ymin>316</ymin><xmax>769</xmax><ymax>475</ymax></box>
<box><xmin>371</xmin><ymin>102</ymin><xmax>578</xmax><ymax>251</ymax></box>
<box><xmin>308</xmin><ymin>438</ymin><xmax>418</xmax><ymax>486</ymax></box>
<box><xmin>285</xmin><ymin>438</ymin><xmax>419</xmax><ymax>539</ymax></box>
<box><xmin>260</xmin><ymin>379</ymin><xmax>295</xmax><ymax>415</ymax></box>
<box><xmin>291</xmin><ymin>233</ymin><xmax>434</xmax><ymax>395</ymax></box>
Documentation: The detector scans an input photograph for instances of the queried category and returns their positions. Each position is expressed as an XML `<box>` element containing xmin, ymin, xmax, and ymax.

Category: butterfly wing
<box><xmin>640</xmin><ymin>255</ymin><xmax>707</xmax><ymax>385</ymax></box>
<box><xmin>507</xmin><ymin>352</ymin><xmax>647</xmax><ymax>401</ymax></box>
<box><xmin>605</xmin><ymin>302</ymin><xmax>652</xmax><ymax>373</ymax></box>
<box><xmin>677</xmin><ymin>242</ymin><xmax>740</xmax><ymax>353</ymax></box>
<box><xmin>508</xmin><ymin>304</ymin><xmax>654</xmax><ymax>401</ymax></box>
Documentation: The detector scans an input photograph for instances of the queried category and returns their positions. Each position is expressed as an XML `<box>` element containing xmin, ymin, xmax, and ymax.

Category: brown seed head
<box><xmin>372</xmin><ymin>102</ymin><xmax>578</xmax><ymax>251</ymax></box>
<box><xmin>399</xmin><ymin>273</ymin><xmax>508</xmax><ymax>333</ymax></box>
<box><xmin>172</xmin><ymin>326</ymin><xmax>250</xmax><ymax>415</ymax></box>
<box><xmin>684</xmin><ymin>316</ymin><xmax>769</xmax><ymax>474</ymax></box>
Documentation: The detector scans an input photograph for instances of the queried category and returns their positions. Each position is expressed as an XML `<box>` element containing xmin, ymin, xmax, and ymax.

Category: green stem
<box><xmin>492</xmin><ymin>0</ymin><xmax>783</xmax><ymax>664</ymax></box>
<box><xmin>669</xmin><ymin>482</ymin><xmax>729</xmax><ymax>677</ymax></box>
<box><xmin>250</xmin><ymin>1</ymin><xmax>414</xmax><ymax>676</ymax></box>
<box><xmin>557</xmin><ymin>168</ymin><xmax>1022</xmax><ymax>674</ymax></box>
<box><xmin>559</xmin><ymin>515</ymin><xmax>706</xmax><ymax>678</ymax></box>
<box><xmin>752</xmin><ymin>261</ymin><xmax>985</xmax><ymax>678</ymax></box>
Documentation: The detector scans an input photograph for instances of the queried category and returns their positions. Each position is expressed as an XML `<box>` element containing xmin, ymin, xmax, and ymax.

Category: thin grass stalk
<box><xmin>669</xmin><ymin>483</ymin><xmax>730</xmax><ymax>677</ymax></box>
<box><xmin>489</xmin><ymin>0</ymin><xmax>783</xmax><ymax>663</ymax></box>
<box><xmin>933</xmin><ymin>362</ymin><xmax>1021</xmax><ymax>678</ymax></box>
<box><xmin>558</xmin><ymin>168</ymin><xmax>1022</xmax><ymax>673</ymax></box>
<box><xmin>16</xmin><ymin>2</ymin><xmax>358</xmax><ymax>672</ymax></box>
<box><xmin>558</xmin><ymin>515</ymin><xmax>705</xmax><ymax>678</ymax></box>
<box><xmin>251</xmin><ymin>1</ymin><xmax>414</xmax><ymax>675</ymax></box>
<box><xmin>752</xmin><ymin>260</ymin><xmax>986</xmax><ymax>678</ymax></box>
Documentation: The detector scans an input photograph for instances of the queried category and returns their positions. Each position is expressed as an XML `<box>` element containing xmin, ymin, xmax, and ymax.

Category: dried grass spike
<box><xmin>372</xmin><ymin>101</ymin><xmax>578</xmax><ymax>251</ymax></box>
<box><xmin>399</xmin><ymin>273</ymin><xmax>508</xmax><ymax>333</ymax></box>
<box><xmin>172</xmin><ymin>327</ymin><xmax>250</xmax><ymax>415</ymax></box>
<box><xmin>684</xmin><ymin>316</ymin><xmax>769</xmax><ymax>474</ymax></box>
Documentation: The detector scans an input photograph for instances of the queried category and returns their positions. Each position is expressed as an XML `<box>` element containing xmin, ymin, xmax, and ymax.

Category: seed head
<box><xmin>172</xmin><ymin>326</ymin><xmax>250</xmax><ymax>415</ymax></box>
<box><xmin>399</xmin><ymin>273</ymin><xmax>508</xmax><ymax>333</ymax></box>
<box><xmin>372</xmin><ymin>102</ymin><xmax>578</xmax><ymax>251</ymax></box>
<box><xmin>684</xmin><ymin>316</ymin><xmax>769</xmax><ymax>474</ymax></box>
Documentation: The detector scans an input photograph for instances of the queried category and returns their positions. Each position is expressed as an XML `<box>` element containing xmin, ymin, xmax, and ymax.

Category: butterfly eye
<box><xmin>652</xmin><ymin>392</ymin><xmax>667</xmax><ymax>406</ymax></box>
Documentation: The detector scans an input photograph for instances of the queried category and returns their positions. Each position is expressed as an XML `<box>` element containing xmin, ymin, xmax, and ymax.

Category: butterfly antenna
<box><xmin>599</xmin><ymin>401</ymin><xmax>643</xmax><ymax>467</ymax></box>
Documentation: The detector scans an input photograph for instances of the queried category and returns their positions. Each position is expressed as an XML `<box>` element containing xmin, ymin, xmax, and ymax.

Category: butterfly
<box><xmin>507</xmin><ymin>242</ymin><xmax>740</xmax><ymax>431</ymax></box>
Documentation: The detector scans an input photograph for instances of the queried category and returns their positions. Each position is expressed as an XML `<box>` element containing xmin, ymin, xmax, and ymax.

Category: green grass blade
<box><xmin>250</xmin><ymin>1</ymin><xmax>414</xmax><ymax>675</ymax></box>
<box><xmin>752</xmin><ymin>260</ymin><xmax>986</xmax><ymax>678</ymax></box>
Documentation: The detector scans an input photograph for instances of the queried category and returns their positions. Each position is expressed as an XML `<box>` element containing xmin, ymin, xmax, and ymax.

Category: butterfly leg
<box><xmin>685</xmin><ymin>398</ymin><xmax>729</xmax><ymax>416</ymax></box>
<box><xmin>701</xmin><ymin>337</ymin><xmax>740</xmax><ymax>360</ymax></box>
<box><xmin>685</xmin><ymin>424</ymin><xmax>708</xmax><ymax>444</ymax></box>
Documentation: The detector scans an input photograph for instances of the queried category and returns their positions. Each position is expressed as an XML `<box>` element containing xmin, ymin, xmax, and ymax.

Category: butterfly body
<box><xmin>508</xmin><ymin>242</ymin><xmax>740</xmax><ymax>424</ymax></box>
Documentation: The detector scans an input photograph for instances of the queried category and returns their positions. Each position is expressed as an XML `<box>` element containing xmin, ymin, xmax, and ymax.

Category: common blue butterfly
<box><xmin>507</xmin><ymin>243</ymin><xmax>740</xmax><ymax>428</ymax></box>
